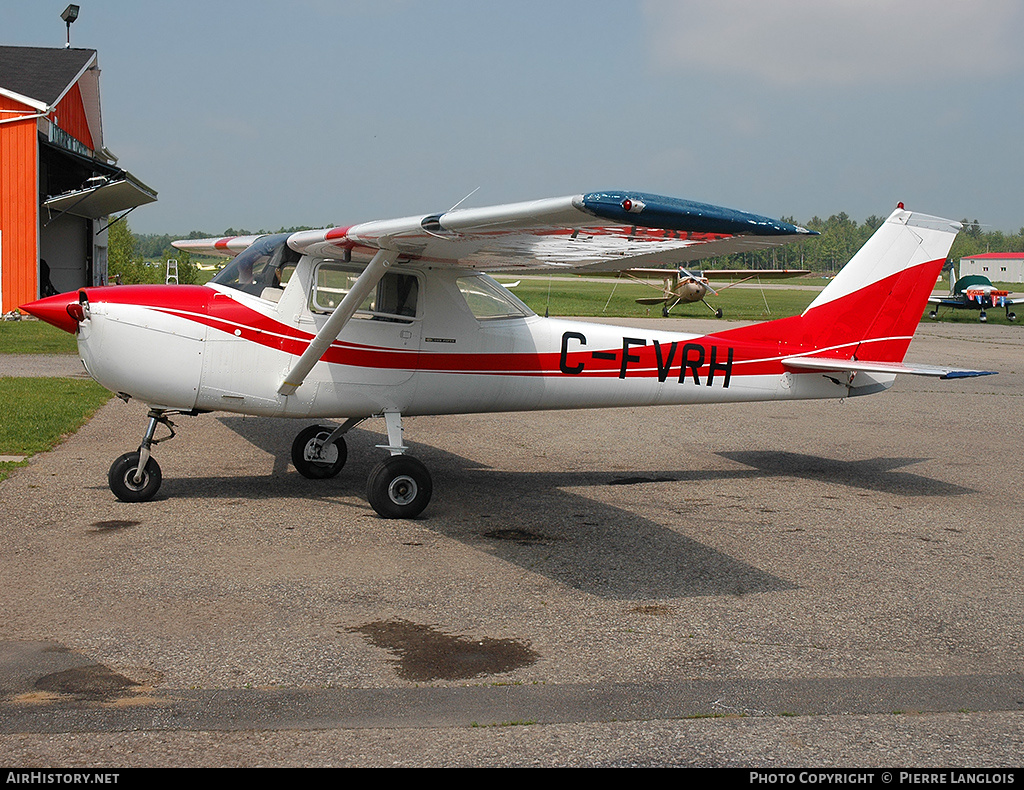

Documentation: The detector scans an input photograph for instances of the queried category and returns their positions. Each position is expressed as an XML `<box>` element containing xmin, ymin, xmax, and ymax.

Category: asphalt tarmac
<box><xmin>1</xmin><ymin>320</ymin><xmax>1022</xmax><ymax>767</ymax></box>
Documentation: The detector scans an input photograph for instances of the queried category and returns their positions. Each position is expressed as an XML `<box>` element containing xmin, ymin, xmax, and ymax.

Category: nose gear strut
<box><xmin>107</xmin><ymin>409</ymin><xmax>180</xmax><ymax>502</ymax></box>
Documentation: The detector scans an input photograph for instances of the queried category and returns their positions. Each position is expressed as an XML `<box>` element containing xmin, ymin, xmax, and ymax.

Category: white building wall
<box><xmin>959</xmin><ymin>257</ymin><xmax>1024</xmax><ymax>283</ymax></box>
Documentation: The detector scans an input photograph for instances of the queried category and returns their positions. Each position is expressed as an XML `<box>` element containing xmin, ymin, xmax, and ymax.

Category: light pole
<box><xmin>61</xmin><ymin>5</ymin><xmax>80</xmax><ymax>49</ymax></box>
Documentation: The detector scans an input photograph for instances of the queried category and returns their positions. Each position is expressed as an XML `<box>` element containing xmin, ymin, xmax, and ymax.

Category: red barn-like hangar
<box><xmin>0</xmin><ymin>45</ymin><xmax>156</xmax><ymax>313</ymax></box>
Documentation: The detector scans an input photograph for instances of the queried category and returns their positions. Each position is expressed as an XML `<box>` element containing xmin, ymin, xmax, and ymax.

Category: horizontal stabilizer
<box><xmin>782</xmin><ymin>356</ymin><xmax>997</xmax><ymax>380</ymax></box>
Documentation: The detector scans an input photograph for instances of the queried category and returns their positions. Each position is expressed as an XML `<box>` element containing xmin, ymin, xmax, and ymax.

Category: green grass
<box><xmin>495</xmin><ymin>276</ymin><xmax>820</xmax><ymax>321</ymax></box>
<box><xmin>497</xmin><ymin>276</ymin><xmax>1024</xmax><ymax>325</ymax></box>
<box><xmin>0</xmin><ymin>377</ymin><xmax>112</xmax><ymax>482</ymax></box>
<box><xmin>0</xmin><ymin>320</ymin><xmax>78</xmax><ymax>354</ymax></box>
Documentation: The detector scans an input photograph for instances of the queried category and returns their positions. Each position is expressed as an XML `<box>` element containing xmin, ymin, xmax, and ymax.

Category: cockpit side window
<box><xmin>210</xmin><ymin>233</ymin><xmax>301</xmax><ymax>298</ymax></box>
<box><xmin>310</xmin><ymin>262</ymin><xmax>419</xmax><ymax>322</ymax></box>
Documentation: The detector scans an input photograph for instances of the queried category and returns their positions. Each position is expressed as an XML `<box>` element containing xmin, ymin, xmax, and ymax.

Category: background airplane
<box><xmin>21</xmin><ymin>192</ymin><xmax>994</xmax><ymax>519</ymax></box>
<box><xmin>622</xmin><ymin>266</ymin><xmax>811</xmax><ymax>317</ymax></box>
<box><xmin>928</xmin><ymin>267</ymin><xmax>1019</xmax><ymax>322</ymax></box>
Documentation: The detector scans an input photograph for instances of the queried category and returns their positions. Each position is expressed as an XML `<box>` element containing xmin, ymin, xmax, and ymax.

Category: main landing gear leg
<box><xmin>366</xmin><ymin>411</ymin><xmax>432</xmax><ymax>519</ymax></box>
<box><xmin>108</xmin><ymin>409</ymin><xmax>177</xmax><ymax>502</ymax></box>
<box><xmin>703</xmin><ymin>299</ymin><xmax>724</xmax><ymax>319</ymax></box>
<box><xmin>291</xmin><ymin>412</ymin><xmax>433</xmax><ymax>518</ymax></box>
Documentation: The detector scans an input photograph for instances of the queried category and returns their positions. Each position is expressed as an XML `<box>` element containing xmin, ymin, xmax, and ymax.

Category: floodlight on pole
<box><xmin>61</xmin><ymin>5</ymin><xmax>80</xmax><ymax>48</ymax></box>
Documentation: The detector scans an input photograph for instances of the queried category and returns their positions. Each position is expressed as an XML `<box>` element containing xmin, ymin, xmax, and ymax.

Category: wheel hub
<box><xmin>388</xmin><ymin>475</ymin><xmax>418</xmax><ymax>505</ymax></box>
<box><xmin>305</xmin><ymin>437</ymin><xmax>338</xmax><ymax>464</ymax></box>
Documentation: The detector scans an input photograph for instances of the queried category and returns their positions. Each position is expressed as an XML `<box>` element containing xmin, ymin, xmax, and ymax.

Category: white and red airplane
<box><xmin>22</xmin><ymin>191</ymin><xmax>994</xmax><ymax>518</ymax></box>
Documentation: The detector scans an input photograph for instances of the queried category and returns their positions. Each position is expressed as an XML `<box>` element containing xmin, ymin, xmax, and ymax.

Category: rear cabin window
<box><xmin>311</xmin><ymin>263</ymin><xmax>419</xmax><ymax>322</ymax></box>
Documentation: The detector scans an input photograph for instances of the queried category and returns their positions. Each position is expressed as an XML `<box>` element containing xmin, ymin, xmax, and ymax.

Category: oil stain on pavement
<box><xmin>348</xmin><ymin>620</ymin><xmax>539</xmax><ymax>682</ymax></box>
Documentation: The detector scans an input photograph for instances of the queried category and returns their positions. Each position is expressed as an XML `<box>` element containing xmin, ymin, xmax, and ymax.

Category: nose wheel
<box><xmin>108</xmin><ymin>451</ymin><xmax>162</xmax><ymax>502</ymax></box>
<box><xmin>107</xmin><ymin>408</ymin><xmax>178</xmax><ymax>502</ymax></box>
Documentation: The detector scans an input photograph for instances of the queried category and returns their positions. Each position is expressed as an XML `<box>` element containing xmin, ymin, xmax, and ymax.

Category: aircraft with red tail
<box><xmin>21</xmin><ymin>192</ymin><xmax>994</xmax><ymax>518</ymax></box>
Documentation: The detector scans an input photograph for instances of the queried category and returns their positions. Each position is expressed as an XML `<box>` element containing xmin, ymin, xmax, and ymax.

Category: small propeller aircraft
<box><xmin>22</xmin><ymin>191</ymin><xmax>995</xmax><ymax>518</ymax></box>
<box><xmin>928</xmin><ymin>267</ymin><xmax>1019</xmax><ymax>322</ymax></box>
<box><xmin>619</xmin><ymin>265</ymin><xmax>811</xmax><ymax>317</ymax></box>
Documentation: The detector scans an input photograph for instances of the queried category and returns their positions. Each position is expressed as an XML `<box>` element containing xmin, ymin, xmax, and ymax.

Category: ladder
<box><xmin>165</xmin><ymin>259</ymin><xmax>178</xmax><ymax>284</ymax></box>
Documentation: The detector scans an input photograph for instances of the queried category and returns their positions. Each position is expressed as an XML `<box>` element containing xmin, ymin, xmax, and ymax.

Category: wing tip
<box><xmin>940</xmin><ymin>370</ymin><xmax>998</xmax><ymax>379</ymax></box>
<box><xmin>579</xmin><ymin>191</ymin><xmax>814</xmax><ymax>237</ymax></box>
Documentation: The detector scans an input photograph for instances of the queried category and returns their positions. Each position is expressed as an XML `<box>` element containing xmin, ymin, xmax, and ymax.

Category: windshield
<box><xmin>210</xmin><ymin>233</ymin><xmax>301</xmax><ymax>296</ymax></box>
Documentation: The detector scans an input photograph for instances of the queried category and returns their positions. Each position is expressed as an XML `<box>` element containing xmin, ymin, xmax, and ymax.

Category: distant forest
<box><xmin>762</xmin><ymin>213</ymin><xmax>1024</xmax><ymax>273</ymax></box>
<box><xmin>121</xmin><ymin>214</ymin><xmax>1024</xmax><ymax>284</ymax></box>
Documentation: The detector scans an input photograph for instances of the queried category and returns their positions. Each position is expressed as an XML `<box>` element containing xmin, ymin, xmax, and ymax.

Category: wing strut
<box><xmin>278</xmin><ymin>246</ymin><xmax>397</xmax><ymax>396</ymax></box>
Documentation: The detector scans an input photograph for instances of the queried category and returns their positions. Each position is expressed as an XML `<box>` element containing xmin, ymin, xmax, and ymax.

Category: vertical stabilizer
<box><xmin>716</xmin><ymin>207</ymin><xmax>961</xmax><ymax>363</ymax></box>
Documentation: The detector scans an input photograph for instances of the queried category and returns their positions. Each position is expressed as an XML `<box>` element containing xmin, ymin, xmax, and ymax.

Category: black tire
<box><xmin>367</xmin><ymin>455</ymin><xmax>432</xmax><ymax>519</ymax></box>
<box><xmin>291</xmin><ymin>425</ymin><xmax>347</xmax><ymax>479</ymax></box>
<box><xmin>929</xmin><ymin>311</ymin><xmax>938</xmax><ymax>320</ymax></box>
<box><xmin>980</xmin><ymin>311</ymin><xmax>987</xmax><ymax>323</ymax></box>
<box><xmin>108</xmin><ymin>452</ymin><xmax>162</xmax><ymax>502</ymax></box>
<box><xmin>1009</xmin><ymin>312</ymin><xmax>1017</xmax><ymax>322</ymax></box>
<box><xmin>714</xmin><ymin>308</ymin><xmax>723</xmax><ymax>318</ymax></box>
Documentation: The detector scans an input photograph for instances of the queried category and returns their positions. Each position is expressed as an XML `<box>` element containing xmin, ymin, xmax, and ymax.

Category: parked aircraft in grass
<box><xmin>621</xmin><ymin>265</ymin><xmax>811</xmax><ymax>317</ymax></box>
<box><xmin>928</xmin><ymin>268</ymin><xmax>1019</xmax><ymax>322</ymax></box>
<box><xmin>21</xmin><ymin>192</ymin><xmax>994</xmax><ymax>518</ymax></box>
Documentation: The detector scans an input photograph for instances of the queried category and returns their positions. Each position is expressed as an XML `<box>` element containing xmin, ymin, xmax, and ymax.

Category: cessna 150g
<box><xmin>22</xmin><ymin>192</ymin><xmax>994</xmax><ymax>518</ymax></box>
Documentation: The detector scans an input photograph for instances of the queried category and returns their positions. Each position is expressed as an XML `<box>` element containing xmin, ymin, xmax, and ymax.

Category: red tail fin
<box><xmin>717</xmin><ymin>208</ymin><xmax>961</xmax><ymax>362</ymax></box>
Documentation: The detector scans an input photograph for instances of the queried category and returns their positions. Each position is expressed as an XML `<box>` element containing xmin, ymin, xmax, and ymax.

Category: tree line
<box><xmin>108</xmin><ymin>214</ymin><xmax>1024</xmax><ymax>285</ymax></box>
<box><xmin>715</xmin><ymin>213</ymin><xmax>1024</xmax><ymax>272</ymax></box>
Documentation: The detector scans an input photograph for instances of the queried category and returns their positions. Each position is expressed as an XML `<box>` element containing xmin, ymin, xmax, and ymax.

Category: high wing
<box><xmin>175</xmin><ymin>192</ymin><xmax>816</xmax><ymax>272</ymax></box>
<box><xmin>172</xmin><ymin>235</ymin><xmax>263</xmax><ymax>258</ymax></box>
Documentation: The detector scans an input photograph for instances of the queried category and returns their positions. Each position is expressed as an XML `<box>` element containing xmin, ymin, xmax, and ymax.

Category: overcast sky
<box><xmin>7</xmin><ymin>0</ymin><xmax>1024</xmax><ymax>235</ymax></box>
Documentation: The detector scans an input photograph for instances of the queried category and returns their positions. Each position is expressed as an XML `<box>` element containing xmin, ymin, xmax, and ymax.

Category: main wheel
<box><xmin>1009</xmin><ymin>312</ymin><xmax>1017</xmax><ymax>322</ymax></box>
<box><xmin>291</xmin><ymin>425</ymin><xmax>347</xmax><ymax>479</ymax></box>
<box><xmin>929</xmin><ymin>310</ymin><xmax>938</xmax><ymax>320</ymax></box>
<box><xmin>108</xmin><ymin>452</ymin><xmax>162</xmax><ymax>502</ymax></box>
<box><xmin>979</xmin><ymin>311</ymin><xmax>987</xmax><ymax>322</ymax></box>
<box><xmin>367</xmin><ymin>455</ymin><xmax>432</xmax><ymax>519</ymax></box>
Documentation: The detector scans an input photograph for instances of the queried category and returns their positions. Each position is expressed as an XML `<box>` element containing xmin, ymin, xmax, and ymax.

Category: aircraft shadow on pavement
<box><xmin>718</xmin><ymin>451</ymin><xmax>976</xmax><ymax>497</ymax></box>
<box><xmin>194</xmin><ymin>416</ymin><xmax>971</xmax><ymax>600</ymax></box>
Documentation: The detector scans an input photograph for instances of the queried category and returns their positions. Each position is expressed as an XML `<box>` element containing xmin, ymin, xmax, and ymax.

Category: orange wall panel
<box><xmin>0</xmin><ymin>95</ymin><xmax>40</xmax><ymax>312</ymax></box>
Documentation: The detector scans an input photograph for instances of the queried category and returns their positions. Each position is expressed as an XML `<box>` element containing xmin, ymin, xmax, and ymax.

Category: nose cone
<box><xmin>20</xmin><ymin>292</ymin><xmax>82</xmax><ymax>334</ymax></box>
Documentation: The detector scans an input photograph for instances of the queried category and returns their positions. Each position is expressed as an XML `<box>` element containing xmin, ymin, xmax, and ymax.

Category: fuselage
<box><xmin>51</xmin><ymin>254</ymin><xmax>881</xmax><ymax>418</ymax></box>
